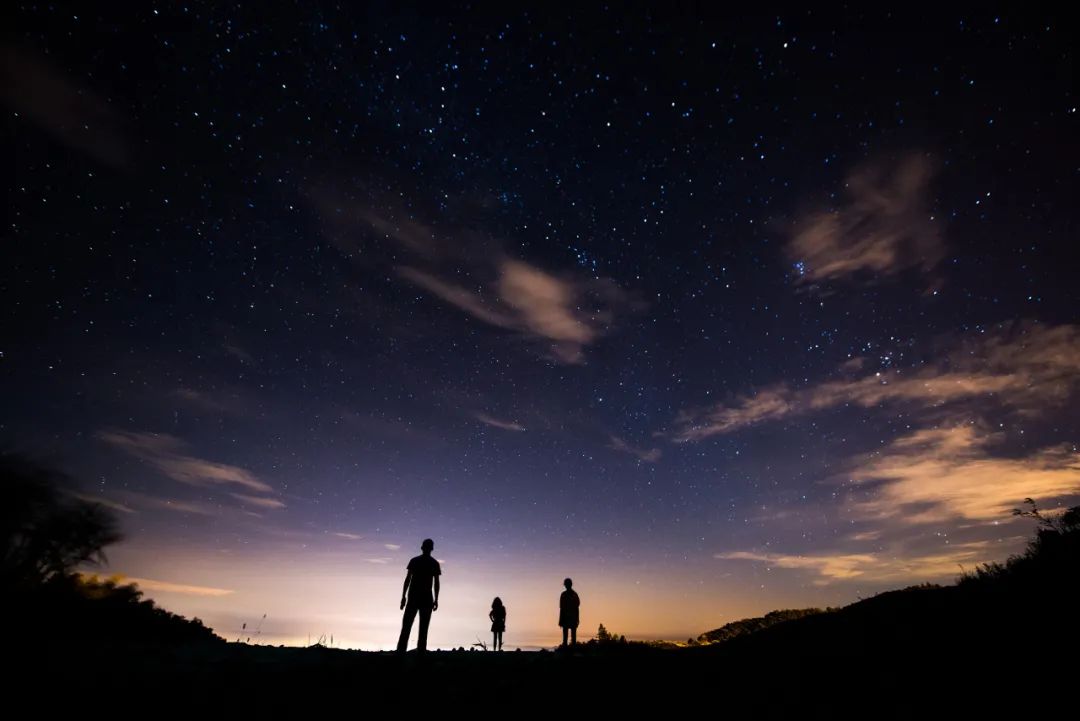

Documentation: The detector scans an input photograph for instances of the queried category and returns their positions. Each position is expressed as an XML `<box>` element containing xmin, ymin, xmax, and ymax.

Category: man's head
<box><xmin>564</xmin><ymin>577</ymin><xmax>573</xmax><ymax>590</ymax></box>
<box><xmin>421</xmin><ymin>538</ymin><xmax>435</xmax><ymax>554</ymax></box>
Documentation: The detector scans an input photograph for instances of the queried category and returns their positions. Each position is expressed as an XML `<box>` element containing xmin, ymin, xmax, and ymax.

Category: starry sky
<box><xmin>4</xmin><ymin>4</ymin><xmax>1079</xmax><ymax>649</ymax></box>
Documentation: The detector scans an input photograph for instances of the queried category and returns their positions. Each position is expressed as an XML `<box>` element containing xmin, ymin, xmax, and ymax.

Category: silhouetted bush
<box><xmin>15</xmin><ymin>572</ymin><xmax>223</xmax><ymax>644</ymax></box>
<box><xmin>697</xmin><ymin>608</ymin><xmax>828</xmax><ymax>644</ymax></box>
<box><xmin>3</xmin><ymin>453</ymin><xmax>222</xmax><ymax>645</ymax></box>
<box><xmin>2</xmin><ymin>453</ymin><xmax>122</xmax><ymax>589</ymax></box>
<box><xmin>959</xmin><ymin>499</ymin><xmax>1080</xmax><ymax>589</ymax></box>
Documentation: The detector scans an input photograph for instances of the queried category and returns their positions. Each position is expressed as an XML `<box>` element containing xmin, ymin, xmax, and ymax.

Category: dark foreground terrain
<box><xmin>10</xmin><ymin>498</ymin><xmax>1079</xmax><ymax>717</ymax></box>
<box><xmin>18</xmin><ymin>577</ymin><xmax>1078</xmax><ymax>718</ymax></box>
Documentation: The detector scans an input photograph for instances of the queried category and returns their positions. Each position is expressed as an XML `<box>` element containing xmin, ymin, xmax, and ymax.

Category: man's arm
<box><xmin>400</xmin><ymin>571</ymin><xmax>411</xmax><ymax>610</ymax></box>
<box><xmin>432</xmin><ymin>575</ymin><xmax>440</xmax><ymax>611</ymax></box>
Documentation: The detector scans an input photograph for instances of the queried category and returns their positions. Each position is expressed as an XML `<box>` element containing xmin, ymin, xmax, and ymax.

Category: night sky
<box><xmin>4</xmin><ymin>5</ymin><xmax>1078</xmax><ymax>648</ymax></box>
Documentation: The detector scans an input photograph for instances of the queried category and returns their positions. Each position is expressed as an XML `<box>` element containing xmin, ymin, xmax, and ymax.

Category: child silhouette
<box><xmin>489</xmin><ymin>597</ymin><xmax>506</xmax><ymax>651</ymax></box>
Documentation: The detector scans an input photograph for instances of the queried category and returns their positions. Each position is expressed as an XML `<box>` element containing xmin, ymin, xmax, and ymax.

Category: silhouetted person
<box><xmin>396</xmin><ymin>538</ymin><xmax>441</xmax><ymax>653</ymax></box>
<box><xmin>559</xmin><ymin>577</ymin><xmax>579</xmax><ymax>647</ymax></box>
<box><xmin>489</xmin><ymin>597</ymin><xmax>506</xmax><ymax>651</ymax></box>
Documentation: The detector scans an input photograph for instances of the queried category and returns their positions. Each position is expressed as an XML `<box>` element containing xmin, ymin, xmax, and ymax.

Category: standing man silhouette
<box><xmin>396</xmin><ymin>538</ymin><xmax>441</xmax><ymax>653</ymax></box>
<box><xmin>559</xmin><ymin>577</ymin><xmax>580</xmax><ymax>647</ymax></box>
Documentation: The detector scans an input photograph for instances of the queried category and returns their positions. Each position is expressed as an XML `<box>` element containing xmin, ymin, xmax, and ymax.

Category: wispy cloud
<box><xmin>786</xmin><ymin>154</ymin><xmax>941</xmax><ymax>284</ymax></box>
<box><xmin>316</xmin><ymin>200</ymin><xmax>637</xmax><ymax>365</ymax></box>
<box><xmin>357</xmin><ymin>209</ymin><xmax>443</xmax><ymax>258</ymax></box>
<box><xmin>124</xmin><ymin>577</ymin><xmax>234</xmax><ymax>597</ymax></box>
<box><xmin>400</xmin><ymin>259</ymin><xmax>628</xmax><ymax>364</ymax></box>
<box><xmin>173</xmin><ymin>388</ymin><xmax>252</xmax><ymax>417</ymax></box>
<box><xmin>2</xmin><ymin>43</ymin><xmax>131</xmax><ymax>167</ymax></box>
<box><xmin>126</xmin><ymin>493</ymin><xmax>220</xmax><ymax>516</ymax></box>
<box><xmin>670</xmin><ymin>323</ymin><xmax>1080</xmax><ymax>441</ymax></box>
<box><xmin>715</xmin><ymin>542</ymin><xmax>995</xmax><ymax>586</ymax></box>
<box><xmin>846</xmin><ymin>424</ymin><xmax>1080</xmax><ymax>526</ymax></box>
<box><xmin>399</xmin><ymin>267</ymin><xmax>514</xmax><ymax>329</ymax></box>
<box><xmin>495</xmin><ymin>260</ymin><xmax>600</xmax><ymax>363</ymax></box>
<box><xmin>474</xmin><ymin>412</ymin><xmax>526</xmax><ymax>432</ymax></box>
<box><xmin>97</xmin><ymin>430</ymin><xmax>283</xmax><ymax>510</ymax></box>
<box><xmin>607</xmin><ymin>436</ymin><xmax>662</xmax><ymax>463</ymax></box>
<box><xmin>672</xmin><ymin>387</ymin><xmax>794</xmax><ymax>440</ymax></box>
<box><xmin>70</xmin><ymin>492</ymin><xmax>137</xmax><ymax>514</ymax></box>
<box><xmin>230</xmin><ymin>493</ymin><xmax>288</xmax><ymax>510</ymax></box>
<box><xmin>365</xmin><ymin>558</ymin><xmax>390</xmax><ymax>564</ymax></box>
<box><xmin>223</xmin><ymin>343</ymin><xmax>255</xmax><ymax>364</ymax></box>
<box><xmin>333</xmin><ymin>532</ymin><xmax>364</xmax><ymax>541</ymax></box>
<box><xmin>384</xmin><ymin>544</ymin><xmax>402</xmax><ymax>551</ymax></box>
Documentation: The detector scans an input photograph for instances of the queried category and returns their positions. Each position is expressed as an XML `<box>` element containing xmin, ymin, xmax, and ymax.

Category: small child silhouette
<box><xmin>489</xmin><ymin>597</ymin><xmax>506</xmax><ymax>651</ymax></box>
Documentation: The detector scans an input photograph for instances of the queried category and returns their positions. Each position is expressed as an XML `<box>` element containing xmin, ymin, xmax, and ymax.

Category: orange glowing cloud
<box><xmin>124</xmin><ymin>577</ymin><xmax>235</xmax><ymax>597</ymax></box>
<box><xmin>671</xmin><ymin>323</ymin><xmax>1080</xmax><ymax>441</ymax></box>
<box><xmin>324</xmin><ymin>203</ymin><xmax>635</xmax><ymax>364</ymax></box>
<box><xmin>847</xmin><ymin>424</ymin><xmax>1080</xmax><ymax>525</ymax></box>
<box><xmin>716</xmin><ymin>541</ymin><xmax>998</xmax><ymax>585</ymax></box>
<box><xmin>787</xmin><ymin>154</ymin><xmax>941</xmax><ymax>284</ymax></box>
<box><xmin>399</xmin><ymin>259</ymin><xmax>627</xmax><ymax>364</ymax></box>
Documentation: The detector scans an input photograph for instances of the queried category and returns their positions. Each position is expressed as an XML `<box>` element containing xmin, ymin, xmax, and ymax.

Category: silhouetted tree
<box><xmin>2</xmin><ymin>454</ymin><xmax>221</xmax><ymax>644</ymax></box>
<box><xmin>960</xmin><ymin>499</ymin><xmax>1080</xmax><ymax>587</ymax></box>
<box><xmin>595</xmin><ymin>623</ymin><xmax>626</xmax><ymax>644</ymax></box>
<box><xmin>2</xmin><ymin>453</ymin><xmax>122</xmax><ymax>589</ymax></box>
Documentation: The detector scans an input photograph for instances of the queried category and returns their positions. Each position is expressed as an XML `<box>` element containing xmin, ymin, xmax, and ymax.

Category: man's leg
<box><xmin>570</xmin><ymin>627</ymin><xmax>577</xmax><ymax>645</ymax></box>
<box><xmin>416</xmin><ymin>605</ymin><xmax>433</xmax><ymax>651</ymax></box>
<box><xmin>397</xmin><ymin>605</ymin><xmax>418</xmax><ymax>652</ymax></box>
<box><xmin>561</xmin><ymin>626</ymin><xmax>568</xmax><ymax>647</ymax></box>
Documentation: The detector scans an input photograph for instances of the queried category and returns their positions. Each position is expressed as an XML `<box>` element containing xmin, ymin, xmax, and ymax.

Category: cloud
<box><xmin>474</xmin><ymin>412</ymin><xmax>526</xmax><ymax>432</ymax></box>
<box><xmin>357</xmin><ymin>209</ymin><xmax>443</xmax><ymax>258</ymax></box>
<box><xmin>97</xmin><ymin>430</ymin><xmax>283</xmax><ymax>510</ymax></box>
<box><xmin>366</xmin><ymin>558</ymin><xmax>390</xmax><ymax>564</ymax></box>
<box><xmin>786</xmin><ymin>154</ymin><xmax>941</xmax><ymax>284</ymax></box>
<box><xmin>173</xmin><ymin>388</ymin><xmax>252</xmax><ymax>416</ymax></box>
<box><xmin>122</xmin><ymin>492</ymin><xmax>220</xmax><ymax>516</ymax></box>
<box><xmin>496</xmin><ymin>260</ymin><xmax>597</xmax><ymax>362</ymax></box>
<box><xmin>384</xmin><ymin>544</ymin><xmax>402</xmax><ymax>551</ymax></box>
<box><xmin>399</xmin><ymin>267</ymin><xmax>516</xmax><ymax>330</ymax></box>
<box><xmin>672</xmin><ymin>387</ymin><xmax>794</xmax><ymax>440</ymax></box>
<box><xmin>307</xmin><ymin>189</ymin><xmax>451</xmax><ymax>262</ymax></box>
<box><xmin>223</xmin><ymin>343</ymin><xmax>255</xmax><ymax>364</ymax></box>
<box><xmin>700</xmin><ymin>326</ymin><xmax>1080</xmax><ymax>588</ymax></box>
<box><xmin>846</xmin><ymin>424</ymin><xmax>1080</xmax><ymax>525</ymax></box>
<box><xmin>2</xmin><ymin>43</ymin><xmax>130</xmax><ymax>167</ymax></box>
<box><xmin>124</xmin><ymin>577</ymin><xmax>234</xmax><ymax>596</ymax></box>
<box><xmin>715</xmin><ymin>542</ymin><xmax>996</xmax><ymax>586</ymax></box>
<box><xmin>671</xmin><ymin>323</ymin><xmax>1080</xmax><ymax>441</ymax></box>
<box><xmin>400</xmin><ymin>259</ymin><xmax>628</xmax><ymax>364</ymax></box>
<box><xmin>333</xmin><ymin>532</ymin><xmax>364</xmax><ymax>541</ymax></box>
<box><xmin>318</xmin><ymin>202</ymin><xmax>636</xmax><ymax>365</ymax></box>
<box><xmin>70</xmin><ymin>492</ymin><xmax>137</xmax><ymax>515</ymax></box>
<box><xmin>607</xmin><ymin>436</ymin><xmax>662</xmax><ymax>463</ymax></box>
<box><xmin>230</xmin><ymin>493</ymin><xmax>288</xmax><ymax>510</ymax></box>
